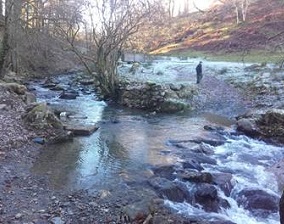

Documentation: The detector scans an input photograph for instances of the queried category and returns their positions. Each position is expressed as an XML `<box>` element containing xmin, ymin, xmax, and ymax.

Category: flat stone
<box><xmin>0</xmin><ymin>104</ymin><xmax>8</xmax><ymax>110</ymax></box>
<box><xmin>80</xmin><ymin>79</ymin><xmax>95</xmax><ymax>85</ymax></box>
<box><xmin>65</xmin><ymin>124</ymin><xmax>99</xmax><ymax>136</ymax></box>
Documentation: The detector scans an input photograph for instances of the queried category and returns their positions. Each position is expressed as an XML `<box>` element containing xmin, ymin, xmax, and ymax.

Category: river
<box><xmin>29</xmin><ymin>64</ymin><xmax>282</xmax><ymax>224</ymax></box>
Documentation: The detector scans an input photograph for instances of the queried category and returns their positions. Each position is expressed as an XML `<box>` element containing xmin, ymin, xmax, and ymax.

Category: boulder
<box><xmin>23</xmin><ymin>92</ymin><xmax>37</xmax><ymax>104</ymax></box>
<box><xmin>42</xmin><ymin>77</ymin><xmax>59</xmax><ymax>88</ymax></box>
<box><xmin>169</xmin><ymin>83</ymin><xmax>184</xmax><ymax>91</ymax></box>
<box><xmin>183</xmin><ymin>151</ymin><xmax>217</xmax><ymax>165</ymax></box>
<box><xmin>193</xmin><ymin>183</ymin><xmax>230</xmax><ymax>213</ymax></box>
<box><xmin>50</xmin><ymin>84</ymin><xmax>68</xmax><ymax>91</ymax></box>
<box><xmin>0</xmin><ymin>82</ymin><xmax>27</xmax><ymax>95</ymax></box>
<box><xmin>0</xmin><ymin>104</ymin><xmax>8</xmax><ymax>110</ymax></box>
<box><xmin>237</xmin><ymin>118</ymin><xmax>259</xmax><ymax>136</ymax></box>
<box><xmin>152</xmin><ymin>165</ymin><xmax>176</xmax><ymax>180</ymax></box>
<box><xmin>236</xmin><ymin>109</ymin><xmax>284</xmax><ymax>143</ymax></box>
<box><xmin>178</xmin><ymin>170</ymin><xmax>213</xmax><ymax>183</ymax></box>
<box><xmin>48</xmin><ymin>130</ymin><xmax>73</xmax><ymax>144</ymax></box>
<box><xmin>182</xmin><ymin>159</ymin><xmax>204</xmax><ymax>171</ymax></box>
<box><xmin>80</xmin><ymin>79</ymin><xmax>95</xmax><ymax>85</ymax></box>
<box><xmin>122</xmin><ymin>200</ymin><xmax>155</xmax><ymax>223</ymax></box>
<box><xmin>148</xmin><ymin>177</ymin><xmax>189</xmax><ymax>203</ymax></box>
<box><xmin>64</xmin><ymin>124</ymin><xmax>99</xmax><ymax>136</ymax></box>
<box><xmin>23</xmin><ymin>102</ymin><xmax>63</xmax><ymax>129</ymax></box>
<box><xmin>59</xmin><ymin>90</ymin><xmax>79</xmax><ymax>99</ymax></box>
<box><xmin>212</xmin><ymin>173</ymin><xmax>234</xmax><ymax>197</ymax></box>
<box><xmin>159</xmin><ymin>99</ymin><xmax>188</xmax><ymax>113</ymax></box>
<box><xmin>235</xmin><ymin>188</ymin><xmax>279</xmax><ymax>217</ymax></box>
<box><xmin>194</xmin><ymin>183</ymin><xmax>218</xmax><ymax>212</ymax></box>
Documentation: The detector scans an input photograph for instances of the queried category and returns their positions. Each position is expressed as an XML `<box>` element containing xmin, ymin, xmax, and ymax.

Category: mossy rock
<box><xmin>159</xmin><ymin>99</ymin><xmax>189</xmax><ymax>113</ymax></box>
<box><xmin>0</xmin><ymin>82</ymin><xmax>27</xmax><ymax>95</ymax></box>
<box><xmin>23</xmin><ymin>102</ymin><xmax>63</xmax><ymax>129</ymax></box>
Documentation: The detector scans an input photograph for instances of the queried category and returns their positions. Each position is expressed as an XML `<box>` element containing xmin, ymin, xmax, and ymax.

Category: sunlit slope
<box><xmin>150</xmin><ymin>0</ymin><xmax>284</xmax><ymax>57</ymax></box>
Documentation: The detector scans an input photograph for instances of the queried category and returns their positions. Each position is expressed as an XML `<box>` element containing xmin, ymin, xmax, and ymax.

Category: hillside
<box><xmin>149</xmin><ymin>0</ymin><xmax>284</xmax><ymax>61</ymax></box>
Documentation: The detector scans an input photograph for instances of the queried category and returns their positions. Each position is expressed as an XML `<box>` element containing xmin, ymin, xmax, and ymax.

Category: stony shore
<box><xmin>0</xmin><ymin>59</ymin><xmax>284</xmax><ymax>223</ymax></box>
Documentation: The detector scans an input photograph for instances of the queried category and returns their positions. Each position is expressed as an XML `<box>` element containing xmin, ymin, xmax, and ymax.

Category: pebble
<box><xmin>50</xmin><ymin>217</ymin><xmax>64</xmax><ymax>224</ymax></box>
<box><xmin>15</xmin><ymin>213</ymin><xmax>23</xmax><ymax>219</ymax></box>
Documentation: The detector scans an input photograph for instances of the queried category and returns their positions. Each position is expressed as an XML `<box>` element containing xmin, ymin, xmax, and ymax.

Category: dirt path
<box><xmin>192</xmin><ymin>75</ymin><xmax>253</xmax><ymax>118</ymax></box>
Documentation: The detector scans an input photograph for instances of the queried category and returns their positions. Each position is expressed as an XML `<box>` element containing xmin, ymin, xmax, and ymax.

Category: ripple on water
<box><xmin>30</xmin><ymin>73</ymin><xmax>282</xmax><ymax>223</ymax></box>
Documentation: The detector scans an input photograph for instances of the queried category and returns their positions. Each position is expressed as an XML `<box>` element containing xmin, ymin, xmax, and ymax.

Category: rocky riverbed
<box><xmin>0</xmin><ymin>57</ymin><xmax>284</xmax><ymax>223</ymax></box>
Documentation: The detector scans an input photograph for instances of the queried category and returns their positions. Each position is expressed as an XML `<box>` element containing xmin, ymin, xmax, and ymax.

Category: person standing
<box><xmin>196</xmin><ymin>61</ymin><xmax>203</xmax><ymax>84</ymax></box>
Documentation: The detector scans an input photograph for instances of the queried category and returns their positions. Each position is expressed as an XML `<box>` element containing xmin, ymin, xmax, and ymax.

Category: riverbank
<box><xmin>0</xmin><ymin>57</ymin><xmax>284</xmax><ymax>223</ymax></box>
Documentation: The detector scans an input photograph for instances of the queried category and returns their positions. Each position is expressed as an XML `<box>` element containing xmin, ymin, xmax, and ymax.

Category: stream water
<box><xmin>29</xmin><ymin>72</ymin><xmax>282</xmax><ymax>224</ymax></box>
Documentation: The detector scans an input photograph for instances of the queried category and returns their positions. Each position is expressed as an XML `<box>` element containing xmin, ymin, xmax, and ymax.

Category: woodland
<box><xmin>1</xmin><ymin>0</ymin><xmax>284</xmax><ymax>99</ymax></box>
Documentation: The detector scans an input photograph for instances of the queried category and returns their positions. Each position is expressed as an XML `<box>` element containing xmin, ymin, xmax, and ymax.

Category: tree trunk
<box><xmin>0</xmin><ymin>16</ymin><xmax>9</xmax><ymax>78</ymax></box>
<box><xmin>95</xmin><ymin>45</ymin><xmax>120</xmax><ymax>99</ymax></box>
<box><xmin>0</xmin><ymin>0</ymin><xmax>23</xmax><ymax>76</ymax></box>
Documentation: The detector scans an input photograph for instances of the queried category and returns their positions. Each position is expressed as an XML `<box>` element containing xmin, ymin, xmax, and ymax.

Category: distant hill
<box><xmin>149</xmin><ymin>0</ymin><xmax>284</xmax><ymax>56</ymax></box>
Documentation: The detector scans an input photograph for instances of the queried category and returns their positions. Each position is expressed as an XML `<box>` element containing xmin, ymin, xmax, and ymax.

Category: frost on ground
<box><xmin>118</xmin><ymin>57</ymin><xmax>256</xmax><ymax>117</ymax></box>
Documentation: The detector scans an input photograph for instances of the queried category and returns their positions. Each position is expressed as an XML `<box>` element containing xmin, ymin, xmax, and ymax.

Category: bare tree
<box><xmin>219</xmin><ymin>0</ymin><xmax>250</xmax><ymax>24</ymax></box>
<box><xmin>0</xmin><ymin>0</ymin><xmax>87</xmax><ymax>77</ymax></box>
<box><xmin>167</xmin><ymin>0</ymin><xmax>175</xmax><ymax>18</ymax></box>
<box><xmin>0</xmin><ymin>0</ymin><xmax>23</xmax><ymax>76</ymax></box>
<box><xmin>232</xmin><ymin>0</ymin><xmax>249</xmax><ymax>24</ymax></box>
<box><xmin>84</xmin><ymin>0</ymin><xmax>152</xmax><ymax>99</ymax></box>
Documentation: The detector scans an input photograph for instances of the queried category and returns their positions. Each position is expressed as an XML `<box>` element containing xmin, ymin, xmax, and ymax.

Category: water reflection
<box><xmin>32</xmin><ymin>139</ymin><xmax>83</xmax><ymax>188</ymax></box>
<box><xmin>30</xmin><ymin>75</ymin><xmax>244</xmax><ymax>191</ymax></box>
<box><xmin>32</xmin><ymin>105</ymin><xmax>181</xmax><ymax>190</ymax></box>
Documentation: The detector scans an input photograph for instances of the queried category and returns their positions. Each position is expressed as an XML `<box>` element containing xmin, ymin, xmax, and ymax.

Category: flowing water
<box><xmin>166</xmin><ymin>135</ymin><xmax>282</xmax><ymax>224</ymax></box>
<box><xmin>29</xmin><ymin>73</ymin><xmax>283</xmax><ymax>224</ymax></box>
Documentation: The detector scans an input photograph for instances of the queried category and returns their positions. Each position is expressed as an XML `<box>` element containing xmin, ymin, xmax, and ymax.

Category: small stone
<box><xmin>50</xmin><ymin>217</ymin><xmax>64</xmax><ymax>224</ymax></box>
<box><xmin>15</xmin><ymin>213</ymin><xmax>23</xmax><ymax>219</ymax></box>
<box><xmin>89</xmin><ymin>202</ymin><xmax>98</xmax><ymax>207</ymax></box>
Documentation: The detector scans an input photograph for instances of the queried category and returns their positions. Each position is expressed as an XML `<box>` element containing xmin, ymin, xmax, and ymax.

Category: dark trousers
<box><xmin>197</xmin><ymin>73</ymin><xmax>203</xmax><ymax>84</ymax></box>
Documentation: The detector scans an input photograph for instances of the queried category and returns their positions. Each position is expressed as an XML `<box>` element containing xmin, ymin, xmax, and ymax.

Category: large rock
<box><xmin>148</xmin><ymin>177</ymin><xmax>189</xmax><ymax>203</ymax></box>
<box><xmin>257</xmin><ymin>109</ymin><xmax>284</xmax><ymax>143</ymax></box>
<box><xmin>178</xmin><ymin>170</ymin><xmax>213</xmax><ymax>183</ymax></box>
<box><xmin>0</xmin><ymin>82</ymin><xmax>27</xmax><ymax>95</ymax></box>
<box><xmin>152</xmin><ymin>165</ymin><xmax>176</xmax><ymax>180</ymax></box>
<box><xmin>59</xmin><ymin>90</ymin><xmax>79</xmax><ymax>99</ymax></box>
<box><xmin>236</xmin><ymin>118</ymin><xmax>260</xmax><ymax>137</ymax></box>
<box><xmin>182</xmin><ymin>159</ymin><xmax>204</xmax><ymax>171</ymax></box>
<box><xmin>237</xmin><ymin>109</ymin><xmax>284</xmax><ymax>144</ymax></box>
<box><xmin>23</xmin><ymin>102</ymin><xmax>63</xmax><ymax>129</ymax></box>
<box><xmin>235</xmin><ymin>188</ymin><xmax>279</xmax><ymax>217</ymax></box>
<box><xmin>23</xmin><ymin>92</ymin><xmax>37</xmax><ymax>104</ymax></box>
<box><xmin>64</xmin><ymin>124</ymin><xmax>99</xmax><ymax>136</ymax></box>
<box><xmin>212</xmin><ymin>173</ymin><xmax>234</xmax><ymax>197</ymax></box>
<box><xmin>122</xmin><ymin>199</ymin><xmax>156</xmax><ymax>223</ymax></box>
<box><xmin>193</xmin><ymin>183</ymin><xmax>229</xmax><ymax>213</ymax></box>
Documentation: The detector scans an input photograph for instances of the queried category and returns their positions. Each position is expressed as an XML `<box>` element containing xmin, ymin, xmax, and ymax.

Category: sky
<box><xmin>174</xmin><ymin>0</ymin><xmax>216</xmax><ymax>14</ymax></box>
<box><xmin>192</xmin><ymin>0</ymin><xmax>216</xmax><ymax>9</ymax></box>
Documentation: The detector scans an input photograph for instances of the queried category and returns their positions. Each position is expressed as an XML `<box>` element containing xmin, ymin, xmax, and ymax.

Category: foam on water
<box><xmin>168</xmin><ymin>135</ymin><xmax>283</xmax><ymax>223</ymax></box>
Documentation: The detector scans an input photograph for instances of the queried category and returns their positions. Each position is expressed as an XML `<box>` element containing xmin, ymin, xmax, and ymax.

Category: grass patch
<box><xmin>160</xmin><ymin>49</ymin><xmax>284</xmax><ymax>65</ymax></box>
<box><xmin>207</xmin><ymin>50</ymin><xmax>284</xmax><ymax>65</ymax></box>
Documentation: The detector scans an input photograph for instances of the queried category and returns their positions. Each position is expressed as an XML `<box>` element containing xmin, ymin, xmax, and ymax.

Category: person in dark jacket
<box><xmin>196</xmin><ymin>61</ymin><xmax>203</xmax><ymax>84</ymax></box>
